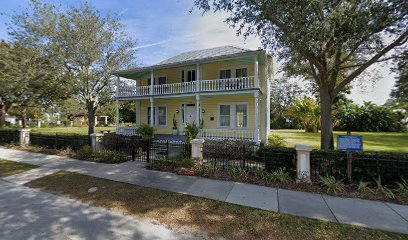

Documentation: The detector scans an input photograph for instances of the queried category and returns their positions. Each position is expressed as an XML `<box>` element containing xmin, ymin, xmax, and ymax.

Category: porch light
<box><xmin>201</xmin><ymin>109</ymin><xmax>205</xmax><ymax>114</ymax></box>
<box><xmin>175</xmin><ymin>109</ymin><xmax>179</xmax><ymax>114</ymax></box>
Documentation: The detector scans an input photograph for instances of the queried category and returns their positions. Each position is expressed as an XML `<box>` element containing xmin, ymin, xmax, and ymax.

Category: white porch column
<box><xmin>254</xmin><ymin>91</ymin><xmax>260</xmax><ymax>144</ymax></box>
<box><xmin>150</xmin><ymin>97</ymin><xmax>154</xmax><ymax>127</ymax></box>
<box><xmin>196</xmin><ymin>94</ymin><xmax>200</xmax><ymax>127</ymax></box>
<box><xmin>196</xmin><ymin>63</ymin><xmax>200</xmax><ymax>92</ymax></box>
<box><xmin>136</xmin><ymin>100</ymin><xmax>141</xmax><ymax>125</ymax></box>
<box><xmin>254</xmin><ymin>55</ymin><xmax>259</xmax><ymax>88</ymax></box>
<box><xmin>115</xmin><ymin>76</ymin><xmax>120</xmax><ymax>128</ymax></box>
<box><xmin>150</xmin><ymin>70</ymin><xmax>154</xmax><ymax>95</ymax></box>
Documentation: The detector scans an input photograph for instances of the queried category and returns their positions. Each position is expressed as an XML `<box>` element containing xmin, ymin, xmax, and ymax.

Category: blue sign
<box><xmin>337</xmin><ymin>136</ymin><xmax>363</xmax><ymax>152</ymax></box>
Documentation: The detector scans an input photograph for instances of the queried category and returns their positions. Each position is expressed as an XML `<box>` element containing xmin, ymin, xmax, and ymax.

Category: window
<box><xmin>235</xmin><ymin>68</ymin><xmax>248</xmax><ymax>78</ymax></box>
<box><xmin>158</xmin><ymin>106</ymin><xmax>167</xmax><ymax>125</ymax></box>
<box><xmin>147</xmin><ymin>78</ymin><xmax>155</xmax><ymax>86</ymax></box>
<box><xmin>147</xmin><ymin>106</ymin><xmax>167</xmax><ymax>126</ymax></box>
<box><xmin>219</xmin><ymin>103</ymin><xmax>248</xmax><ymax>128</ymax></box>
<box><xmin>220</xmin><ymin>69</ymin><xmax>231</xmax><ymax>79</ymax></box>
<box><xmin>181</xmin><ymin>70</ymin><xmax>185</xmax><ymax>82</ymax></box>
<box><xmin>219</xmin><ymin>105</ymin><xmax>231</xmax><ymax>127</ymax></box>
<box><xmin>158</xmin><ymin>76</ymin><xmax>167</xmax><ymax>85</ymax></box>
<box><xmin>235</xmin><ymin>104</ymin><xmax>248</xmax><ymax>128</ymax></box>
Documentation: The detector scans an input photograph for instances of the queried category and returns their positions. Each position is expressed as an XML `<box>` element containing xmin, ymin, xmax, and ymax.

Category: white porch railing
<box><xmin>117</xmin><ymin>76</ymin><xmax>255</xmax><ymax>97</ymax></box>
<box><xmin>116</xmin><ymin>126</ymin><xmax>139</xmax><ymax>136</ymax></box>
<box><xmin>198</xmin><ymin>129</ymin><xmax>255</xmax><ymax>142</ymax></box>
<box><xmin>200</xmin><ymin>76</ymin><xmax>254</xmax><ymax>92</ymax></box>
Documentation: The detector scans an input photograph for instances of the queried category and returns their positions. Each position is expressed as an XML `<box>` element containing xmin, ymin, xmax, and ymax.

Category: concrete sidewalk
<box><xmin>0</xmin><ymin>147</ymin><xmax>407</xmax><ymax>234</ymax></box>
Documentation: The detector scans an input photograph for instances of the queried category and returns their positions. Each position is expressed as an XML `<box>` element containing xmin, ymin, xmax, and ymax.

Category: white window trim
<box><xmin>218</xmin><ymin>65</ymin><xmax>249</xmax><ymax>79</ymax></box>
<box><xmin>181</xmin><ymin>67</ymin><xmax>198</xmax><ymax>82</ymax></box>
<box><xmin>217</xmin><ymin>102</ymin><xmax>249</xmax><ymax>129</ymax></box>
<box><xmin>147</xmin><ymin>105</ymin><xmax>168</xmax><ymax>127</ymax></box>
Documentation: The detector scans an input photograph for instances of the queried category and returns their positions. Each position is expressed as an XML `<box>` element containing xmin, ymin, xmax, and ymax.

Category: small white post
<box><xmin>116</xmin><ymin>76</ymin><xmax>120</xmax><ymax>128</ymax></box>
<box><xmin>90</xmin><ymin>133</ymin><xmax>104</xmax><ymax>153</ymax></box>
<box><xmin>37</xmin><ymin>120</ymin><xmax>41</xmax><ymax>128</ymax></box>
<box><xmin>150</xmin><ymin>97</ymin><xmax>154</xmax><ymax>126</ymax></box>
<box><xmin>295</xmin><ymin>145</ymin><xmax>312</xmax><ymax>183</ymax></box>
<box><xmin>190</xmin><ymin>138</ymin><xmax>205</xmax><ymax>164</ymax></box>
<box><xmin>196</xmin><ymin>63</ymin><xmax>200</xmax><ymax>92</ymax></box>
<box><xmin>19</xmin><ymin>129</ymin><xmax>31</xmax><ymax>146</ymax></box>
<box><xmin>195</xmin><ymin>94</ymin><xmax>200</xmax><ymax>127</ymax></box>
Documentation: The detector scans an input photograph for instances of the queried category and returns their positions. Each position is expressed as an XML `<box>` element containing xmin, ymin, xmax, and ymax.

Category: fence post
<box><xmin>19</xmin><ymin>129</ymin><xmax>31</xmax><ymax>146</ymax></box>
<box><xmin>295</xmin><ymin>145</ymin><xmax>312</xmax><ymax>183</ymax></box>
<box><xmin>190</xmin><ymin>138</ymin><xmax>205</xmax><ymax>165</ymax></box>
<box><xmin>90</xmin><ymin>133</ymin><xmax>104</xmax><ymax>153</ymax></box>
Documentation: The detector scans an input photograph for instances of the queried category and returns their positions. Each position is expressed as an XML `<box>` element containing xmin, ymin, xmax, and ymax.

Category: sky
<box><xmin>0</xmin><ymin>0</ymin><xmax>398</xmax><ymax>105</ymax></box>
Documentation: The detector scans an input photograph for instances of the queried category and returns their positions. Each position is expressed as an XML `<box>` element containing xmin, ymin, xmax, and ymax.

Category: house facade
<box><xmin>113</xmin><ymin>46</ymin><xmax>272</xmax><ymax>144</ymax></box>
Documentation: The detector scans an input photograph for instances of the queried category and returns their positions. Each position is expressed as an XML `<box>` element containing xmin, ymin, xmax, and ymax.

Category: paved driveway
<box><xmin>0</xmin><ymin>180</ymin><xmax>195</xmax><ymax>240</ymax></box>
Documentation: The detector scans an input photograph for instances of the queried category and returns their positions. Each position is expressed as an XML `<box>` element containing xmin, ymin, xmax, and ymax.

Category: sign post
<box><xmin>337</xmin><ymin>132</ymin><xmax>363</xmax><ymax>182</ymax></box>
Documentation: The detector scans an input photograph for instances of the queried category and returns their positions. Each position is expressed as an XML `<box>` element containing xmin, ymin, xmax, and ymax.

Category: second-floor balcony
<box><xmin>117</xmin><ymin>76</ymin><xmax>256</xmax><ymax>98</ymax></box>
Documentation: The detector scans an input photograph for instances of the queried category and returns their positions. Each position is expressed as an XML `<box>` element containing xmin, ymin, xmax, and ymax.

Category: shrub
<box><xmin>136</xmin><ymin>123</ymin><xmax>154</xmax><ymax>138</ymax></box>
<box><xmin>184</xmin><ymin>122</ymin><xmax>199</xmax><ymax>141</ymax></box>
<box><xmin>77</xmin><ymin>145</ymin><xmax>93</xmax><ymax>160</ymax></box>
<box><xmin>228</xmin><ymin>166</ymin><xmax>247</xmax><ymax>178</ymax></box>
<box><xmin>150</xmin><ymin>157</ymin><xmax>195</xmax><ymax>169</ymax></box>
<box><xmin>374</xmin><ymin>176</ymin><xmax>395</xmax><ymax>199</ymax></box>
<box><xmin>357</xmin><ymin>181</ymin><xmax>372</xmax><ymax>193</ymax></box>
<box><xmin>95</xmin><ymin>150</ymin><xmax>123</xmax><ymax>163</ymax></box>
<box><xmin>320</xmin><ymin>175</ymin><xmax>345</xmax><ymax>195</ymax></box>
<box><xmin>269</xmin><ymin>168</ymin><xmax>290</xmax><ymax>183</ymax></box>
<box><xmin>267</xmin><ymin>134</ymin><xmax>286</xmax><ymax>148</ymax></box>
<box><xmin>395</xmin><ymin>178</ymin><xmax>408</xmax><ymax>198</ymax></box>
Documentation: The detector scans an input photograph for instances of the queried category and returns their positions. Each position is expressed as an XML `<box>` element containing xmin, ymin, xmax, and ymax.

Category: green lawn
<box><xmin>273</xmin><ymin>129</ymin><xmax>408</xmax><ymax>153</ymax></box>
<box><xmin>0</xmin><ymin>159</ymin><xmax>37</xmax><ymax>178</ymax></box>
<box><xmin>30</xmin><ymin>126</ymin><xmax>116</xmax><ymax>135</ymax></box>
<box><xmin>27</xmin><ymin>171</ymin><xmax>407</xmax><ymax>240</ymax></box>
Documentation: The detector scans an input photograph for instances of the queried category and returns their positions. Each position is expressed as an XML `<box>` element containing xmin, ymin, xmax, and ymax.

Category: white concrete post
<box><xmin>195</xmin><ymin>94</ymin><xmax>200</xmax><ymax>127</ymax></box>
<box><xmin>90</xmin><ymin>133</ymin><xmax>104</xmax><ymax>153</ymax></box>
<box><xmin>150</xmin><ymin>70</ymin><xmax>154</xmax><ymax>95</ymax></box>
<box><xmin>37</xmin><ymin>120</ymin><xmax>41</xmax><ymax>128</ymax></box>
<box><xmin>254</xmin><ymin>55</ymin><xmax>259</xmax><ymax>88</ymax></box>
<box><xmin>115</xmin><ymin>76</ymin><xmax>120</xmax><ymax>129</ymax></box>
<box><xmin>19</xmin><ymin>129</ymin><xmax>31</xmax><ymax>146</ymax></box>
<box><xmin>150</xmin><ymin>97</ymin><xmax>154</xmax><ymax>127</ymax></box>
<box><xmin>254</xmin><ymin>91</ymin><xmax>260</xmax><ymax>145</ymax></box>
<box><xmin>190</xmin><ymin>138</ymin><xmax>205</xmax><ymax>164</ymax></box>
<box><xmin>295</xmin><ymin>145</ymin><xmax>312</xmax><ymax>183</ymax></box>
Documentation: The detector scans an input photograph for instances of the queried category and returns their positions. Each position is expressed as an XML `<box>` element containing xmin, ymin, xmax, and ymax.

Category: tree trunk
<box><xmin>320</xmin><ymin>87</ymin><xmax>334</xmax><ymax>150</ymax></box>
<box><xmin>0</xmin><ymin>104</ymin><xmax>5</xmax><ymax>128</ymax></box>
<box><xmin>87</xmin><ymin>101</ymin><xmax>95</xmax><ymax>135</ymax></box>
<box><xmin>21</xmin><ymin>110</ymin><xmax>27</xmax><ymax>128</ymax></box>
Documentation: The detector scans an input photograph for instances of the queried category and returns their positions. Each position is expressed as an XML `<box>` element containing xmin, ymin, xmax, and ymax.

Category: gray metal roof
<box><xmin>157</xmin><ymin>45</ymin><xmax>252</xmax><ymax>65</ymax></box>
<box><xmin>113</xmin><ymin>46</ymin><xmax>265</xmax><ymax>79</ymax></box>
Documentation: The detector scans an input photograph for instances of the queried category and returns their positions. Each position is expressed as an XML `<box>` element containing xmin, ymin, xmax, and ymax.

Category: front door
<box><xmin>180</xmin><ymin>104</ymin><xmax>196</xmax><ymax>132</ymax></box>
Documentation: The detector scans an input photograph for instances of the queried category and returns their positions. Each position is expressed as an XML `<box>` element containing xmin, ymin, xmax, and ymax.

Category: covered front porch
<box><xmin>114</xmin><ymin>93</ymin><xmax>262</xmax><ymax>143</ymax></box>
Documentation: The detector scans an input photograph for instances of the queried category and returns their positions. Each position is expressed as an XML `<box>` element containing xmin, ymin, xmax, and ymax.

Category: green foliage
<box><xmin>374</xmin><ymin>177</ymin><xmax>395</xmax><ymax>199</ymax></box>
<box><xmin>95</xmin><ymin>150</ymin><xmax>123</xmax><ymax>164</ymax></box>
<box><xmin>77</xmin><ymin>145</ymin><xmax>94</xmax><ymax>160</ymax></box>
<box><xmin>135</xmin><ymin>124</ymin><xmax>154</xmax><ymax>138</ymax></box>
<box><xmin>268</xmin><ymin>169</ymin><xmax>290</xmax><ymax>184</ymax></box>
<box><xmin>267</xmin><ymin>134</ymin><xmax>286</xmax><ymax>148</ymax></box>
<box><xmin>320</xmin><ymin>176</ymin><xmax>345</xmax><ymax>195</ymax></box>
<box><xmin>193</xmin><ymin>0</ymin><xmax>407</xmax><ymax>150</ymax></box>
<box><xmin>119</xmin><ymin>101</ymin><xmax>136</xmax><ymax>123</ymax></box>
<box><xmin>395</xmin><ymin>179</ymin><xmax>408</xmax><ymax>198</ymax></box>
<box><xmin>287</xmin><ymin>98</ymin><xmax>320</xmax><ymax>132</ymax></box>
<box><xmin>150</xmin><ymin>157</ymin><xmax>195</xmax><ymax>169</ymax></box>
<box><xmin>357</xmin><ymin>181</ymin><xmax>372</xmax><ymax>193</ymax></box>
<box><xmin>10</xmin><ymin>0</ymin><xmax>136</xmax><ymax>134</ymax></box>
<box><xmin>184</xmin><ymin>122</ymin><xmax>199</xmax><ymax>141</ymax></box>
<box><xmin>228</xmin><ymin>166</ymin><xmax>247</xmax><ymax>178</ymax></box>
<box><xmin>172</xmin><ymin>114</ymin><xmax>178</xmax><ymax>130</ymax></box>
<box><xmin>334</xmin><ymin>101</ymin><xmax>405</xmax><ymax>132</ymax></box>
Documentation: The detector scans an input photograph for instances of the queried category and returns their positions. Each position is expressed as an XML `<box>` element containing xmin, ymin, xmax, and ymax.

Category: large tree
<box><xmin>9</xmin><ymin>1</ymin><xmax>136</xmax><ymax>134</ymax></box>
<box><xmin>193</xmin><ymin>0</ymin><xmax>408</xmax><ymax>150</ymax></box>
<box><xmin>0</xmin><ymin>41</ymin><xmax>70</xmax><ymax>127</ymax></box>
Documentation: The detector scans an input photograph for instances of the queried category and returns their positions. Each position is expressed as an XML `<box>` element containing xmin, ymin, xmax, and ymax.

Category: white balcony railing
<box><xmin>198</xmin><ymin>129</ymin><xmax>255</xmax><ymax>142</ymax></box>
<box><xmin>117</xmin><ymin>76</ymin><xmax>255</xmax><ymax>97</ymax></box>
<box><xmin>116</xmin><ymin>126</ymin><xmax>139</xmax><ymax>136</ymax></box>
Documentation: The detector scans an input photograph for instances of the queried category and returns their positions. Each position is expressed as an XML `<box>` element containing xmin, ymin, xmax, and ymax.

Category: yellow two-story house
<box><xmin>112</xmin><ymin>46</ymin><xmax>272</xmax><ymax>144</ymax></box>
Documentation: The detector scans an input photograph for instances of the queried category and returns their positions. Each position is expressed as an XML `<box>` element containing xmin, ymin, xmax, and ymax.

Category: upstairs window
<box><xmin>220</xmin><ymin>69</ymin><xmax>231</xmax><ymax>79</ymax></box>
<box><xmin>158</xmin><ymin>76</ymin><xmax>167</xmax><ymax>85</ymax></box>
<box><xmin>235</xmin><ymin>68</ymin><xmax>248</xmax><ymax>78</ymax></box>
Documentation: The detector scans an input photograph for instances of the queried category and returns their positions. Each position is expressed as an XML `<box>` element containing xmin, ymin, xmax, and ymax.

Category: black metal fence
<box><xmin>102</xmin><ymin>133</ymin><xmax>191</xmax><ymax>163</ymax></box>
<box><xmin>310</xmin><ymin>150</ymin><xmax>408</xmax><ymax>185</ymax></box>
<box><xmin>30</xmin><ymin>133</ymin><xmax>90</xmax><ymax>151</ymax></box>
<box><xmin>0</xmin><ymin>130</ymin><xmax>19</xmax><ymax>144</ymax></box>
